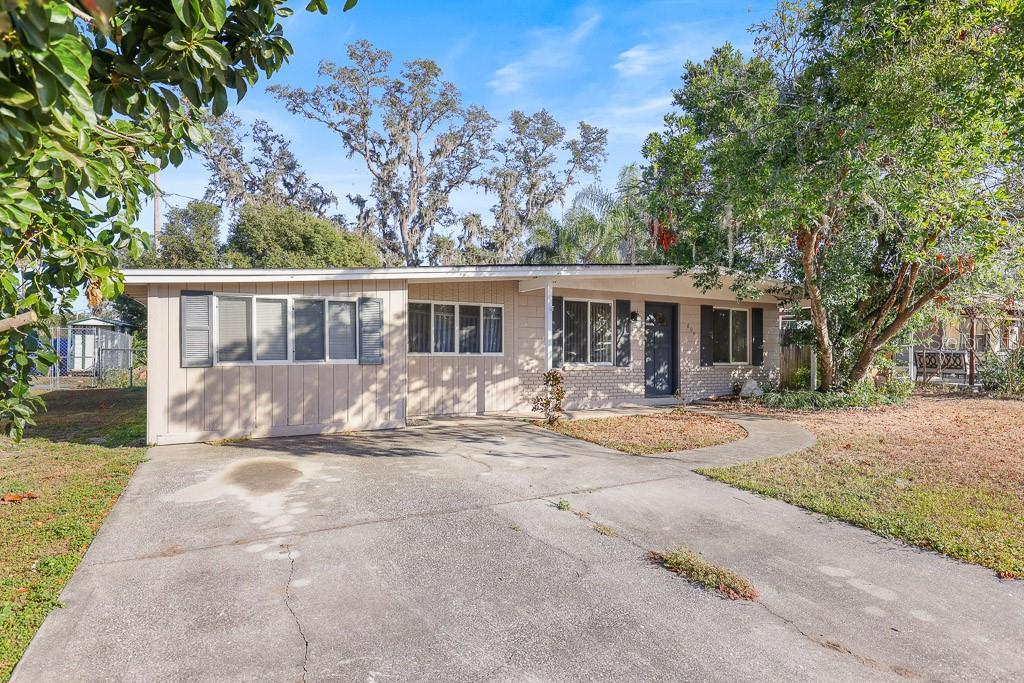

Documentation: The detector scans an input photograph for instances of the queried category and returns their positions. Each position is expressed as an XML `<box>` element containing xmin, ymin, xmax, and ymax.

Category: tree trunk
<box><xmin>799</xmin><ymin>228</ymin><xmax>835</xmax><ymax>390</ymax></box>
<box><xmin>844</xmin><ymin>271</ymin><xmax>961</xmax><ymax>385</ymax></box>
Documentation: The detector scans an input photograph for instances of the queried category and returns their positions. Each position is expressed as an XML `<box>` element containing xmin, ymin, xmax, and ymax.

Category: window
<box><xmin>459</xmin><ymin>305</ymin><xmax>480</xmax><ymax>354</ymax></box>
<box><xmin>255</xmin><ymin>298</ymin><xmax>287</xmax><ymax>361</ymax></box>
<box><xmin>712</xmin><ymin>308</ymin><xmax>749</xmax><ymax>364</ymax></box>
<box><xmin>409</xmin><ymin>302</ymin><xmax>431</xmax><ymax>353</ymax></box>
<box><xmin>328</xmin><ymin>301</ymin><xmax>357</xmax><ymax>360</ymax></box>
<box><xmin>408</xmin><ymin>301</ymin><xmax>504</xmax><ymax>355</ymax></box>
<box><xmin>564</xmin><ymin>300</ymin><xmax>613</xmax><ymax>364</ymax></box>
<box><xmin>217</xmin><ymin>296</ymin><xmax>252</xmax><ymax>362</ymax></box>
<box><xmin>207</xmin><ymin>293</ymin><xmax>364</xmax><ymax>366</ymax></box>
<box><xmin>564</xmin><ymin>300</ymin><xmax>588</xmax><ymax>363</ymax></box>
<box><xmin>590</xmin><ymin>302</ymin><xmax>612</xmax><ymax>363</ymax></box>
<box><xmin>434</xmin><ymin>304</ymin><xmax>455</xmax><ymax>353</ymax></box>
<box><xmin>482</xmin><ymin>306</ymin><xmax>502</xmax><ymax>354</ymax></box>
<box><xmin>293</xmin><ymin>299</ymin><xmax>325</xmax><ymax>361</ymax></box>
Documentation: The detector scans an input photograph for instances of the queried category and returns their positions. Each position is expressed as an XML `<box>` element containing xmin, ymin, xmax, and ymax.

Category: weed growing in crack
<box><xmin>556</xmin><ymin>499</ymin><xmax>571</xmax><ymax>511</ymax></box>
<box><xmin>649</xmin><ymin>547</ymin><xmax>759</xmax><ymax>601</ymax></box>
<box><xmin>593</xmin><ymin>524</ymin><xmax>616</xmax><ymax>537</ymax></box>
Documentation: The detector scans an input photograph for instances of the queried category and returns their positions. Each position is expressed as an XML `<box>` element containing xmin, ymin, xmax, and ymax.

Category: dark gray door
<box><xmin>644</xmin><ymin>302</ymin><xmax>677</xmax><ymax>397</ymax></box>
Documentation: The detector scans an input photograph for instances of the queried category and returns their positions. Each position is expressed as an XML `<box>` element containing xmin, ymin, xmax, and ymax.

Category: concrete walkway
<box><xmin>659</xmin><ymin>409</ymin><xmax>817</xmax><ymax>467</ymax></box>
<box><xmin>14</xmin><ymin>413</ymin><xmax>1024</xmax><ymax>682</ymax></box>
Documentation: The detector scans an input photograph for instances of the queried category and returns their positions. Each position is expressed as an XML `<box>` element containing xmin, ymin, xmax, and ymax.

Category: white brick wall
<box><xmin>518</xmin><ymin>289</ymin><xmax>780</xmax><ymax>410</ymax></box>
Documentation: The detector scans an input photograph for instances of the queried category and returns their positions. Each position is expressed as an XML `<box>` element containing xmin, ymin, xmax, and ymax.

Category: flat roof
<box><xmin>123</xmin><ymin>264</ymin><xmax>688</xmax><ymax>284</ymax></box>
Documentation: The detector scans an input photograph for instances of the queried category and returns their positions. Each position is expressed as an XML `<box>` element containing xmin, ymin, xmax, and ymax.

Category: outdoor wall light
<box><xmin>630</xmin><ymin>310</ymin><xmax>641</xmax><ymax>325</ymax></box>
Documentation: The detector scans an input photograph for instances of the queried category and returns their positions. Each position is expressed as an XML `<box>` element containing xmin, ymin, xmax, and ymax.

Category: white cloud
<box><xmin>613</xmin><ymin>44</ymin><xmax>662</xmax><ymax>77</ymax></box>
<box><xmin>488</xmin><ymin>10</ymin><xmax>602</xmax><ymax>95</ymax></box>
<box><xmin>613</xmin><ymin>23</ymin><xmax>736</xmax><ymax>81</ymax></box>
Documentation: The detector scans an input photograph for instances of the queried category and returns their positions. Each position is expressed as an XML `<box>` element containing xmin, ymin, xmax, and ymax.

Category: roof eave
<box><xmin>122</xmin><ymin>264</ymin><xmax>684</xmax><ymax>284</ymax></box>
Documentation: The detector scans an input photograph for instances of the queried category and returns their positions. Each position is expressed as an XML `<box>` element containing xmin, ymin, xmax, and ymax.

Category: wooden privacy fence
<box><xmin>780</xmin><ymin>345</ymin><xmax>813</xmax><ymax>388</ymax></box>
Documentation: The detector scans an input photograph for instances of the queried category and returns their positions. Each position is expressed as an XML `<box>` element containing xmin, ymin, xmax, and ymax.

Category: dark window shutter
<box><xmin>180</xmin><ymin>291</ymin><xmax>213</xmax><ymax>368</ymax></box>
<box><xmin>358</xmin><ymin>297</ymin><xmax>384</xmax><ymax>365</ymax></box>
<box><xmin>614</xmin><ymin>299</ymin><xmax>631</xmax><ymax>367</ymax></box>
<box><xmin>699</xmin><ymin>304</ymin><xmax>714</xmax><ymax>367</ymax></box>
<box><xmin>551</xmin><ymin>296</ymin><xmax>563</xmax><ymax>368</ymax></box>
<box><xmin>751</xmin><ymin>307</ymin><xmax>765</xmax><ymax>367</ymax></box>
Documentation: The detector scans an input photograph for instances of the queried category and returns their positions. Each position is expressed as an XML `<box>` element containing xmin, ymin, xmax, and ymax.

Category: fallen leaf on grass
<box><xmin>1</xmin><ymin>492</ymin><xmax>39</xmax><ymax>504</ymax></box>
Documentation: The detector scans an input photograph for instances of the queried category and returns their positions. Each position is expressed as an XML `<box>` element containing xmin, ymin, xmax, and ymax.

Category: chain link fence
<box><xmin>39</xmin><ymin>325</ymin><xmax>146</xmax><ymax>389</ymax></box>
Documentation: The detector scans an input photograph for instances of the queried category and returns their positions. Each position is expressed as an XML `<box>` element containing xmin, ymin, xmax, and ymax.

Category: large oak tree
<box><xmin>270</xmin><ymin>40</ymin><xmax>497</xmax><ymax>266</ymax></box>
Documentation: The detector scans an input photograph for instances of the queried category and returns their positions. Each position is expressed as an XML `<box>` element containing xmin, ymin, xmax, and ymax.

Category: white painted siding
<box><xmin>144</xmin><ymin>275</ymin><xmax>780</xmax><ymax>442</ymax></box>
<box><xmin>406</xmin><ymin>280</ymin><xmax>521</xmax><ymax>416</ymax></box>
<box><xmin>146</xmin><ymin>279</ymin><xmax>407</xmax><ymax>445</ymax></box>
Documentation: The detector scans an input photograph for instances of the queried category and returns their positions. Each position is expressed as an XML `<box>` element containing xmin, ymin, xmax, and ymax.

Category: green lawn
<box><xmin>700</xmin><ymin>397</ymin><xmax>1024</xmax><ymax>579</ymax></box>
<box><xmin>0</xmin><ymin>389</ymin><xmax>146</xmax><ymax>681</ymax></box>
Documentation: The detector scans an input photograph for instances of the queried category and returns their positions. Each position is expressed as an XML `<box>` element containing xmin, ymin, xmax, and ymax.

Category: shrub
<box><xmin>757</xmin><ymin>379</ymin><xmax>912</xmax><ymax>410</ymax></box>
<box><xmin>97</xmin><ymin>368</ymin><xmax>145</xmax><ymax>389</ymax></box>
<box><xmin>782</xmin><ymin>365</ymin><xmax>811</xmax><ymax>390</ymax></box>
<box><xmin>532</xmin><ymin>369</ymin><xmax>566</xmax><ymax>423</ymax></box>
<box><xmin>978</xmin><ymin>349</ymin><xmax>1024</xmax><ymax>395</ymax></box>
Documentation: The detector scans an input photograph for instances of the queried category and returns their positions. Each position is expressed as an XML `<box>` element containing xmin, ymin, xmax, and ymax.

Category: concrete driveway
<box><xmin>14</xmin><ymin>415</ymin><xmax>1024</xmax><ymax>682</ymax></box>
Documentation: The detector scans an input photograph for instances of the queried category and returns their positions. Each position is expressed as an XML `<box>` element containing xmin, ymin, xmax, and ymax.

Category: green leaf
<box><xmin>170</xmin><ymin>0</ymin><xmax>188</xmax><ymax>24</ymax></box>
<box><xmin>203</xmin><ymin>0</ymin><xmax>227</xmax><ymax>31</ymax></box>
<box><xmin>344</xmin><ymin>0</ymin><xmax>358</xmax><ymax>10</ymax></box>
<box><xmin>197</xmin><ymin>40</ymin><xmax>231</xmax><ymax>68</ymax></box>
<box><xmin>31</xmin><ymin>68</ymin><xmax>58</xmax><ymax>109</ymax></box>
<box><xmin>306</xmin><ymin>0</ymin><xmax>329</xmax><ymax>15</ymax></box>
<box><xmin>163</xmin><ymin>30</ymin><xmax>189</xmax><ymax>52</ymax></box>
<box><xmin>0</xmin><ymin>77</ymin><xmax>35</xmax><ymax>107</ymax></box>
<box><xmin>212</xmin><ymin>82</ymin><xmax>227</xmax><ymax>116</ymax></box>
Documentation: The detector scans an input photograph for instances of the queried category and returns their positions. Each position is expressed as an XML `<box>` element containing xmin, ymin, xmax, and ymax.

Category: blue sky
<box><xmin>142</xmin><ymin>0</ymin><xmax>775</xmax><ymax>239</ymax></box>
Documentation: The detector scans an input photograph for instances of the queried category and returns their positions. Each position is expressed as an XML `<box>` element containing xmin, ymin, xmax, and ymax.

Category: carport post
<box><xmin>544</xmin><ymin>281</ymin><xmax>553</xmax><ymax>370</ymax></box>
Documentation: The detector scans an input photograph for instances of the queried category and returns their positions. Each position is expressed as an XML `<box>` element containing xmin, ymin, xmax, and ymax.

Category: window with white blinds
<box><xmin>255</xmin><ymin>298</ymin><xmax>287</xmax><ymax>361</ymax></box>
<box><xmin>209</xmin><ymin>294</ymin><xmax>365</xmax><ymax>365</ymax></box>
<box><xmin>328</xmin><ymin>300</ymin><xmax>357</xmax><ymax>360</ymax></box>
<box><xmin>408</xmin><ymin>301</ymin><xmax>503</xmax><ymax>356</ymax></box>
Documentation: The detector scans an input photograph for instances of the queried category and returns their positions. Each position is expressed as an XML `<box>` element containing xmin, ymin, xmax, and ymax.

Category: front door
<box><xmin>644</xmin><ymin>302</ymin><xmax>677</xmax><ymax>397</ymax></box>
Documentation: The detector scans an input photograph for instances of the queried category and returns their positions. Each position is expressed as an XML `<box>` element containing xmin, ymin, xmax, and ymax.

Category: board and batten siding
<box><xmin>407</xmin><ymin>280</ymin><xmax>535</xmax><ymax>416</ymax></box>
<box><xmin>146</xmin><ymin>279</ymin><xmax>407</xmax><ymax>445</ymax></box>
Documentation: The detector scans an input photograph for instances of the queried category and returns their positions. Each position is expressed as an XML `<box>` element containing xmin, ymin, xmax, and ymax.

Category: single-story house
<box><xmin>123</xmin><ymin>265</ymin><xmax>782</xmax><ymax>445</ymax></box>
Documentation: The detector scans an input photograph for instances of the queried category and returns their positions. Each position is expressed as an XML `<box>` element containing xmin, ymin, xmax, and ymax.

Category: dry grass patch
<box><xmin>1</xmin><ymin>389</ymin><xmax>146</xmax><ymax>681</ymax></box>
<box><xmin>543</xmin><ymin>409</ymin><xmax>745</xmax><ymax>455</ymax></box>
<box><xmin>702</xmin><ymin>397</ymin><xmax>1024</xmax><ymax>578</ymax></box>
<box><xmin>649</xmin><ymin>547</ymin><xmax>759</xmax><ymax>600</ymax></box>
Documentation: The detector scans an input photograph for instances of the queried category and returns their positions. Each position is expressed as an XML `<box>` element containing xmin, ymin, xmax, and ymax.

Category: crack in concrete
<box><xmin>91</xmin><ymin>473</ymin><xmax>692</xmax><ymax>566</ymax></box>
<box><xmin>284</xmin><ymin>545</ymin><xmax>310</xmax><ymax>683</ymax></box>
<box><xmin>552</xmin><ymin>498</ymin><xmax>922</xmax><ymax>680</ymax></box>
<box><xmin>751</xmin><ymin>592</ymin><xmax>920</xmax><ymax>679</ymax></box>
